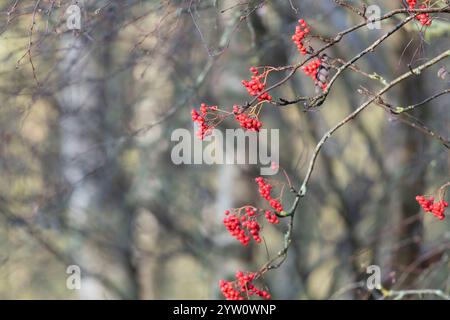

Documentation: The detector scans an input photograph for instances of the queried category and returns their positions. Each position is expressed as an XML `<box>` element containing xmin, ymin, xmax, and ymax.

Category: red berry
<box><xmin>242</xmin><ymin>68</ymin><xmax>272</xmax><ymax>102</ymax></box>
<box><xmin>292</xmin><ymin>19</ymin><xmax>311</xmax><ymax>55</ymax></box>
<box><xmin>234</xmin><ymin>112</ymin><xmax>263</xmax><ymax>132</ymax></box>
<box><xmin>219</xmin><ymin>271</ymin><xmax>271</xmax><ymax>300</ymax></box>
<box><xmin>406</xmin><ymin>1</ymin><xmax>432</xmax><ymax>26</ymax></box>
<box><xmin>191</xmin><ymin>103</ymin><xmax>221</xmax><ymax>139</ymax></box>
<box><xmin>416</xmin><ymin>194</ymin><xmax>447</xmax><ymax>220</ymax></box>
<box><xmin>255</xmin><ymin>177</ymin><xmax>284</xmax><ymax>212</ymax></box>
<box><xmin>301</xmin><ymin>58</ymin><xmax>327</xmax><ymax>92</ymax></box>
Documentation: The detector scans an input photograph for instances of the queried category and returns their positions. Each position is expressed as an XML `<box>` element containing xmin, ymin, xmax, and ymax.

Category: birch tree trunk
<box><xmin>57</xmin><ymin>1</ymin><xmax>138</xmax><ymax>299</ymax></box>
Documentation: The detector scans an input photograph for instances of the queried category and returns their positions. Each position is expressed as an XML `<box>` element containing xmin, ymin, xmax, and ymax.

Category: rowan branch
<box><xmin>286</xmin><ymin>49</ymin><xmax>450</xmax><ymax>216</ymax></box>
<box><xmin>240</xmin><ymin>6</ymin><xmax>449</xmax><ymax>109</ymax></box>
<box><xmin>392</xmin><ymin>88</ymin><xmax>450</xmax><ymax>114</ymax></box>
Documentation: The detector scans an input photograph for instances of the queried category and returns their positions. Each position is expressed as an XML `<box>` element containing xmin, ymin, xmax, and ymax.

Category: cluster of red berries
<box><xmin>406</xmin><ymin>0</ymin><xmax>432</xmax><ymax>26</ymax></box>
<box><xmin>242</xmin><ymin>67</ymin><xmax>272</xmax><ymax>102</ymax></box>
<box><xmin>223</xmin><ymin>205</ymin><xmax>281</xmax><ymax>245</ymax></box>
<box><xmin>292</xmin><ymin>19</ymin><xmax>310</xmax><ymax>55</ymax></box>
<box><xmin>234</xmin><ymin>107</ymin><xmax>263</xmax><ymax>132</ymax></box>
<box><xmin>255</xmin><ymin>177</ymin><xmax>284</xmax><ymax>213</ymax></box>
<box><xmin>416</xmin><ymin>4</ymin><xmax>432</xmax><ymax>26</ymax></box>
<box><xmin>223</xmin><ymin>207</ymin><xmax>262</xmax><ymax>245</ymax></box>
<box><xmin>219</xmin><ymin>271</ymin><xmax>271</xmax><ymax>300</ymax></box>
<box><xmin>302</xmin><ymin>58</ymin><xmax>327</xmax><ymax>91</ymax></box>
<box><xmin>416</xmin><ymin>195</ymin><xmax>448</xmax><ymax>220</ymax></box>
<box><xmin>265</xmin><ymin>210</ymin><xmax>279</xmax><ymax>224</ymax></box>
<box><xmin>406</xmin><ymin>0</ymin><xmax>418</xmax><ymax>8</ymax></box>
<box><xmin>191</xmin><ymin>103</ymin><xmax>219</xmax><ymax>139</ymax></box>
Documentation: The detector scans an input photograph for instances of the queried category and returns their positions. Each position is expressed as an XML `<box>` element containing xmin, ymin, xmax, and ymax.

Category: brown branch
<box><xmin>333</xmin><ymin>0</ymin><xmax>366</xmax><ymax>19</ymax></box>
<box><xmin>369</xmin><ymin>98</ymin><xmax>450</xmax><ymax>150</ymax></box>
<box><xmin>286</xmin><ymin>49</ymin><xmax>450</xmax><ymax>216</ymax></box>
<box><xmin>384</xmin><ymin>288</ymin><xmax>450</xmax><ymax>300</ymax></box>
<box><xmin>239</xmin><ymin>6</ymin><xmax>449</xmax><ymax>109</ymax></box>
<box><xmin>16</xmin><ymin>0</ymin><xmax>41</xmax><ymax>86</ymax></box>
<box><xmin>278</xmin><ymin>15</ymin><xmax>415</xmax><ymax>108</ymax></box>
<box><xmin>357</xmin><ymin>86</ymin><xmax>450</xmax><ymax>149</ymax></box>
<box><xmin>392</xmin><ymin>88</ymin><xmax>450</xmax><ymax>114</ymax></box>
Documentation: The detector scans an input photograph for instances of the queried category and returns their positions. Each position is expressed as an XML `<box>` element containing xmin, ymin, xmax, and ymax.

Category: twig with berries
<box><xmin>219</xmin><ymin>170</ymin><xmax>295</xmax><ymax>300</ymax></box>
<box><xmin>207</xmin><ymin>5</ymin><xmax>450</xmax><ymax>300</ymax></box>
<box><xmin>286</xmin><ymin>50</ymin><xmax>450</xmax><ymax>218</ymax></box>
<box><xmin>219</xmin><ymin>271</ymin><xmax>271</xmax><ymax>300</ymax></box>
<box><xmin>259</xmin><ymin>7</ymin><xmax>450</xmax><ymax>109</ymax></box>
<box><xmin>416</xmin><ymin>182</ymin><xmax>450</xmax><ymax>220</ymax></box>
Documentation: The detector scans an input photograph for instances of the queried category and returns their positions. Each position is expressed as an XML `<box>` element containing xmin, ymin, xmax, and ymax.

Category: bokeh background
<box><xmin>0</xmin><ymin>0</ymin><xmax>449</xmax><ymax>299</ymax></box>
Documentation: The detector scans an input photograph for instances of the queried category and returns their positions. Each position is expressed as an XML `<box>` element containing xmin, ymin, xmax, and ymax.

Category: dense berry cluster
<box><xmin>191</xmin><ymin>103</ymin><xmax>219</xmax><ymax>139</ymax></box>
<box><xmin>302</xmin><ymin>58</ymin><xmax>327</xmax><ymax>91</ymax></box>
<box><xmin>265</xmin><ymin>210</ymin><xmax>279</xmax><ymax>224</ymax></box>
<box><xmin>242</xmin><ymin>67</ymin><xmax>272</xmax><ymax>101</ymax></box>
<box><xmin>223</xmin><ymin>204</ymin><xmax>281</xmax><ymax>245</ymax></box>
<box><xmin>292</xmin><ymin>19</ymin><xmax>310</xmax><ymax>55</ymax></box>
<box><xmin>406</xmin><ymin>0</ymin><xmax>417</xmax><ymax>6</ymax></box>
<box><xmin>233</xmin><ymin>106</ymin><xmax>263</xmax><ymax>132</ymax></box>
<box><xmin>219</xmin><ymin>271</ymin><xmax>271</xmax><ymax>300</ymax></box>
<box><xmin>416</xmin><ymin>195</ymin><xmax>448</xmax><ymax>220</ymax></box>
<box><xmin>255</xmin><ymin>177</ymin><xmax>284</xmax><ymax>212</ymax></box>
<box><xmin>416</xmin><ymin>4</ymin><xmax>432</xmax><ymax>26</ymax></box>
<box><xmin>406</xmin><ymin>0</ymin><xmax>432</xmax><ymax>26</ymax></box>
<box><xmin>223</xmin><ymin>207</ymin><xmax>261</xmax><ymax>245</ymax></box>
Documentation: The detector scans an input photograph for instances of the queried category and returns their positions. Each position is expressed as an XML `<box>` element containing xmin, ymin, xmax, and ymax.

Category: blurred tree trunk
<box><xmin>391</xmin><ymin>31</ymin><xmax>427</xmax><ymax>287</ymax></box>
<box><xmin>57</xmin><ymin>2</ymin><xmax>138</xmax><ymax>299</ymax></box>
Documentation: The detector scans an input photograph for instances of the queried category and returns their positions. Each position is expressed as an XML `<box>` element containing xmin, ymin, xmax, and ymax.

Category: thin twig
<box><xmin>392</xmin><ymin>88</ymin><xmax>450</xmax><ymax>114</ymax></box>
<box><xmin>385</xmin><ymin>288</ymin><xmax>450</xmax><ymax>300</ymax></box>
<box><xmin>239</xmin><ymin>6</ymin><xmax>449</xmax><ymax>109</ymax></box>
<box><xmin>286</xmin><ymin>50</ymin><xmax>450</xmax><ymax>216</ymax></box>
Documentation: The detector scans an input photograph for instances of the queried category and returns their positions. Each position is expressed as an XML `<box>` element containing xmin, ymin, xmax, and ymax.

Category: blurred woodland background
<box><xmin>0</xmin><ymin>0</ymin><xmax>449</xmax><ymax>299</ymax></box>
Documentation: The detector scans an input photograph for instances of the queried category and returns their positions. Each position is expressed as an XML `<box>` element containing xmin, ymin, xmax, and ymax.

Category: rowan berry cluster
<box><xmin>242</xmin><ymin>67</ymin><xmax>272</xmax><ymax>101</ymax></box>
<box><xmin>223</xmin><ymin>175</ymin><xmax>285</xmax><ymax>246</ymax></box>
<box><xmin>406</xmin><ymin>0</ymin><xmax>432</xmax><ymax>26</ymax></box>
<box><xmin>223</xmin><ymin>207</ymin><xmax>261</xmax><ymax>245</ymax></box>
<box><xmin>234</xmin><ymin>106</ymin><xmax>263</xmax><ymax>132</ymax></box>
<box><xmin>219</xmin><ymin>271</ymin><xmax>271</xmax><ymax>300</ymax></box>
<box><xmin>416</xmin><ymin>195</ymin><xmax>448</xmax><ymax>220</ymax></box>
<box><xmin>292</xmin><ymin>19</ymin><xmax>310</xmax><ymax>55</ymax></box>
<box><xmin>191</xmin><ymin>103</ymin><xmax>219</xmax><ymax>139</ymax></box>
<box><xmin>302</xmin><ymin>58</ymin><xmax>327</xmax><ymax>91</ymax></box>
<box><xmin>223</xmin><ymin>204</ymin><xmax>281</xmax><ymax>245</ymax></box>
<box><xmin>255</xmin><ymin>177</ymin><xmax>284</xmax><ymax>213</ymax></box>
<box><xmin>265</xmin><ymin>210</ymin><xmax>279</xmax><ymax>224</ymax></box>
<box><xmin>416</xmin><ymin>4</ymin><xmax>432</xmax><ymax>26</ymax></box>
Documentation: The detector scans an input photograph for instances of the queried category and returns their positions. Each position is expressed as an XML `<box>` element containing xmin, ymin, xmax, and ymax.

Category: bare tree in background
<box><xmin>0</xmin><ymin>0</ymin><xmax>448</xmax><ymax>299</ymax></box>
